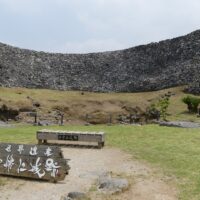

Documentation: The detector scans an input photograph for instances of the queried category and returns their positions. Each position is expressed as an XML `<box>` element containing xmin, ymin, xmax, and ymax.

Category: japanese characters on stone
<box><xmin>0</xmin><ymin>144</ymin><xmax>61</xmax><ymax>179</ymax></box>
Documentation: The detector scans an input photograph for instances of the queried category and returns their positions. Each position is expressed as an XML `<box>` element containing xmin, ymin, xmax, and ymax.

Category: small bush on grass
<box><xmin>157</xmin><ymin>97</ymin><xmax>170</xmax><ymax>121</ymax></box>
<box><xmin>182</xmin><ymin>96</ymin><xmax>200</xmax><ymax>113</ymax></box>
<box><xmin>147</xmin><ymin>96</ymin><xmax>170</xmax><ymax>121</ymax></box>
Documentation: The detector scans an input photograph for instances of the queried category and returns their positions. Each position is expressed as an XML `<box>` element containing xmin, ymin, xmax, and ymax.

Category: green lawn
<box><xmin>0</xmin><ymin>124</ymin><xmax>200</xmax><ymax>199</ymax></box>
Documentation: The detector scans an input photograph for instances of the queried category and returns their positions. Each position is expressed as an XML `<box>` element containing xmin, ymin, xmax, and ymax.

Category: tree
<box><xmin>182</xmin><ymin>96</ymin><xmax>200</xmax><ymax>113</ymax></box>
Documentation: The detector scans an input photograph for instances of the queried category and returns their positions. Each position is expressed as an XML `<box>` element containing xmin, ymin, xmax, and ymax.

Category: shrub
<box><xmin>157</xmin><ymin>97</ymin><xmax>170</xmax><ymax>121</ymax></box>
<box><xmin>146</xmin><ymin>96</ymin><xmax>170</xmax><ymax>121</ymax></box>
<box><xmin>182</xmin><ymin>96</ymin><xmax>200</xmax><ymax>113</ymax></box>
<box><xmin>146</xmin><ymin>104</ymin><xmax>160</xmax><ymax>121</ymax></box>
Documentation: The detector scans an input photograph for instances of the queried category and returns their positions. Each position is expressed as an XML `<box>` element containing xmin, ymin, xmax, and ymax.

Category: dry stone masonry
<box><xmin>0</xmin><ymin>30</ymin><xmax>200</xmax><ymax>93</ymax></box>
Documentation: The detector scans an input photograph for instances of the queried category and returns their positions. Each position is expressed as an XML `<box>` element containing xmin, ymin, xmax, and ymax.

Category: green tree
<box><xmin>182</xmin><ymin>96</ymin><xmax>200</xmax><ymax>113</ymax></box>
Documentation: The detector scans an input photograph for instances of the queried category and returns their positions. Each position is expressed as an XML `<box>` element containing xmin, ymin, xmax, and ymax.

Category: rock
<box><xmin>68</xmin><ymin>192</ymin><xmax>86</xmax><ymax>199</ymax></box>
<box><xmin>0</xmin><ymin>104</ymin><xmax>19</xmax><ymax>121</ymax></box>
<box><xmin>0</xmin><ymin>120</ymin><xmax>6</xmax><ymax>126</ymax></box>
<box><xmin>37</xmin><ymin>120</ymin><xmax>52</xmax><ymax>126</ymax></box>
<box><xmin>0</xmin><ymin>120</ymin><xmax>12</xmax><ymax>127</ymax></box>
<box><xmin>0</xmin><ymin>30</ymin><xmax>200</xmax><ymax>93</ymax></box>
<box><xmin>185</xmin><ymin>73</ymin><xmax>200</xmax><ymax>95</ymax></box>
<box><xmin>33</xmin><ymin>101</ymin><xmax>40</xmax><ymax>107</ymax></box>
<box><xmin>60</xmin><ymin>192</ymin><xmax>87</xmax><ymax>200</ymax></box>
<box><xmin>98</xmin><ymin>177</ymin><xmax>129</xmax><ymax>194</ymax></box>
<box><xmin>159</xmin><ymin>121</ymin><xmax>200</xmax><ymax>128</ymax></box>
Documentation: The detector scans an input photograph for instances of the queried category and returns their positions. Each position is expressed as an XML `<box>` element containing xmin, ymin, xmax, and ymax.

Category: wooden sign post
<box><xmin>0</xmin><ymin>143</ymin><xmax>70</xmax><ymax>182</ymax></box>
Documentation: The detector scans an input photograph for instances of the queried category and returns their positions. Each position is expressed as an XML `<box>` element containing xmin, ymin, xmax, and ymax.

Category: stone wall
<box><xmin>0</xmin><ymin>30</ymin><xmax>200</xmax><ymax>93</ymax></box>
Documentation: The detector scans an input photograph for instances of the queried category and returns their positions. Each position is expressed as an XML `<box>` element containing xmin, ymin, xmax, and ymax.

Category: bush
<box><xmin>182</xmin><ymin>96</ymin><xmax>200</xmax><ymax>113</ymax></box>
<box><xmin>146</xmin><ymin>96</ymin><xmax>170</xmax><ymax>121</ymax></box>
<box><xmin>146</xmin><ymin>104</ymin><xmax>160</xmax><ymax>121</ymax></box>
<box><xmin>157</xmin><ymin>97</ymin><xmax>170</xmax><ymax>121</ymax></box>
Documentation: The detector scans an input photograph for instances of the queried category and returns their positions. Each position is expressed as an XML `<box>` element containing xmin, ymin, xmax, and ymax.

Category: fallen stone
<box><xmin>37</xmin><ymin>120</ymin><xmax>51</xmax><ymax>126</ymax></box>
<box><xmin>0</xmin><ymin>121</ymin><xmax>12</xmax><ymax>128</ymax></box>
<box><xmin>159</xmin><ymin>121</ymin><xmax>200</xmax><ymax>128</ymax></box>
<box><xmin>98</xmin><ymin>177</ymin><xmax>129</xmax><ymax>194</ymax></box>
<box><xmin>60</xmin><ymin>192</ymin><xmax>87</xmax><ymax>200</ymax></box>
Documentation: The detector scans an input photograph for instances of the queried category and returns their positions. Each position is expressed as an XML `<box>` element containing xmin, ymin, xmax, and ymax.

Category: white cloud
<box><xmin>59</xmin><ymin>0</ymin><xmax>200</xmax><ymax>46</ymax></box>
<box><xmin>1</xmin><ymin>0</ymin><xmax>200</xmax><ymax>53</ymax></box>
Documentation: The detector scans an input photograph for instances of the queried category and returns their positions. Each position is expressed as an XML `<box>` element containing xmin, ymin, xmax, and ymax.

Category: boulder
<box><xmin>0</xmin><ymin>120</ymin><xmax>12</xmax><ymax>127</ymax></box>
<box><xmin>37</xmin><ymin>120</ymin><xmax>52</xmax><ymax>126</ymax></box>
<box><xmin>60</xmin><ymin>192</ymin><xmax>87</xmax><ymax>200</ymax></box>
<box><xmin>98</xmin><ymin>177</ymin><xmax>129</xmax><ymax>194</ymax></box>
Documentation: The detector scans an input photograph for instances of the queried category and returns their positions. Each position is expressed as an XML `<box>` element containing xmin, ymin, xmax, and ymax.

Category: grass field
<box><xmin>1</xmin><ymin>86</ymin><xmax>200</xmax><ymax>199</ymax></box>
<box><xmin>0</xmin><ymin>124</ymin><xmax>200</xmax><ymax>199</ymax></box>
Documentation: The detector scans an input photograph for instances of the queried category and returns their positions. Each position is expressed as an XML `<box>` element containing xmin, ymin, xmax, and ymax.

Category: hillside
<box><xmin>0</xmin><ymin>86</ymin><xmax>199</xmax><ymax>124</ymax></box>
<box><xmin>0</xmin><ymin>30</ymin><xmax>200</xmax><ymax>93</ymax></box>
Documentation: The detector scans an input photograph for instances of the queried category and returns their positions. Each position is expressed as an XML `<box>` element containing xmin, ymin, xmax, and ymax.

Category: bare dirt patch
<box><xmin>0</xmin><ymin>147</ymin><xmax>177</xmax><ymax>200</ymax></box>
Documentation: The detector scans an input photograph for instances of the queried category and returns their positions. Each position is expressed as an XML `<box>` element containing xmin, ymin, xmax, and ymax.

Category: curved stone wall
<box><xmin>0</xmin><ymin>30</ymin><xmax>200</xmax><ymax>93</ymax></box>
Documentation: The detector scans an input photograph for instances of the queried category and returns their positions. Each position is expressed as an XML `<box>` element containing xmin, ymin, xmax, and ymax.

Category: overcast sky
<box><xmin>0</xmin><ymin>0</ymin><xmax>200</xmax><ymax>53</ymax></box>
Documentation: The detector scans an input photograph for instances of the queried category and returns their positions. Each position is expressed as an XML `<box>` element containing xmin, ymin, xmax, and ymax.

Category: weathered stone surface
<box><xmin>0</xmin><ymin>120</ymin><xmax>11</xmax><ymax>127</ymax></box>
<box><xmin>0</xmin><ymin>143</ymin><xmax>70</xmax><ymax>182</ymax></box>
<box><xmin>187</xmin><ymin>84</ymin><xmax>200</xmax><ymax>95</ymax></box>
<box><xmin>159</xmin><ymin>121</ymin><xmax>200</xmax><ymax>128</ymax></box>
<box><xmin>98</xmin><ymin>177</ymin><xmax>129</xmax><ymax>194</ymax></box>
<box><xmin>37</xmin><ymin>120</ymin><xmax>52</xmax><ymax>126</ymax></box>
<box><xmin>60</xmin><ymin>192</ymin><xmax>87</xmax><ymax>200</ymax></box>
<box><xmin>0</xmin><ymin>104</ymin><xmax>19</xmax><ymax>121</ymax></box>
<box><xmin>0</xmin><ymin>30</ymin><xmax>200</xmax><ymax>93</ymax></box>
<box><xmin>68</xmin><ymin>192</ymin><xmax>87</xmax><ymax>199</ymax></box>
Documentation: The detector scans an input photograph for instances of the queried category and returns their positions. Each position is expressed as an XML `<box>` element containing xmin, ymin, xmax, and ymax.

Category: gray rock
<box><xmin>159</xmin><ymin>121</ymin><xmax>200</xmax><ymax>128</ymax></box>
<box><xmin>0</xmin><ymin>121</ymin><xmax>12</xmax><ymax>128</ymax></box>
<box><xmin>98</xmin><ymin>177</ymin><xmax>129</xmax><ymax>194</ymax></box>
<box><xmin>37</xmin><ymin>120</ymin><xmax>52</xmax><ymax>126</ymax></box>
<box><xmin>60</xmin><ymin>192</ymin><xmax>87</xmax><ymax>200</ymax></box>
<box><xmin>0</xmin><ymin>30</ymin><xmax>200</xmax><ymax>94</ymax></box>
<box><xmin>68</xmin><ymin>192</ymin><xmax>86</xmax><ymax>199</ymax></box>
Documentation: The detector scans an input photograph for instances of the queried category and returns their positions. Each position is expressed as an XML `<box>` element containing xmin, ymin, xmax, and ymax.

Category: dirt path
<box><xmin>0</xmin><ymin>147</ymin><xmax>177</xmax><ymax>200</ymax></box>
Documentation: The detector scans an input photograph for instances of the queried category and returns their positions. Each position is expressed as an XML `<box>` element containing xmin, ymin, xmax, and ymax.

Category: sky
<box><xmin>0</xmin><ymin>0</ymin><xmax>200</xmax><ymax>53</ymax></box>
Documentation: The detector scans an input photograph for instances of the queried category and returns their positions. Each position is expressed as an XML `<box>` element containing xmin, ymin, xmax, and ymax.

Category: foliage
<box><xmin>149</xmin><ymin>96</ymin><xmax>170</xmax><ymax>121</ymax></box>
<box><xmin>146</xmin><ymin>103</ymin><xmax>160</xmax><ymax>121</ymax></box>
<box><xmin>182</xmin><ymin>95</ymin><xmax>200</xmax><ymax>113</ymax></box>
<box><xmin>157</xmin><ymin>97</ymin><xmax>170</xmax><ymax>121</ymax></box>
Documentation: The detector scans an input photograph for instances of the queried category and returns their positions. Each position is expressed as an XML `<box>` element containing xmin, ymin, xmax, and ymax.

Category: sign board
<box><xmin>58</xmin><ymin>134</ymin><xmax>79</xmax><ymax>141</ymax></box>
<box><xmin>37</xmin><ymin>129</ymin><xmax>105</xmax><ymax>148</ymax></box>
<box><xmin>0</xmin><ymin>143</ymin><xmax>70</xmax><ymax>182</ymax></box>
